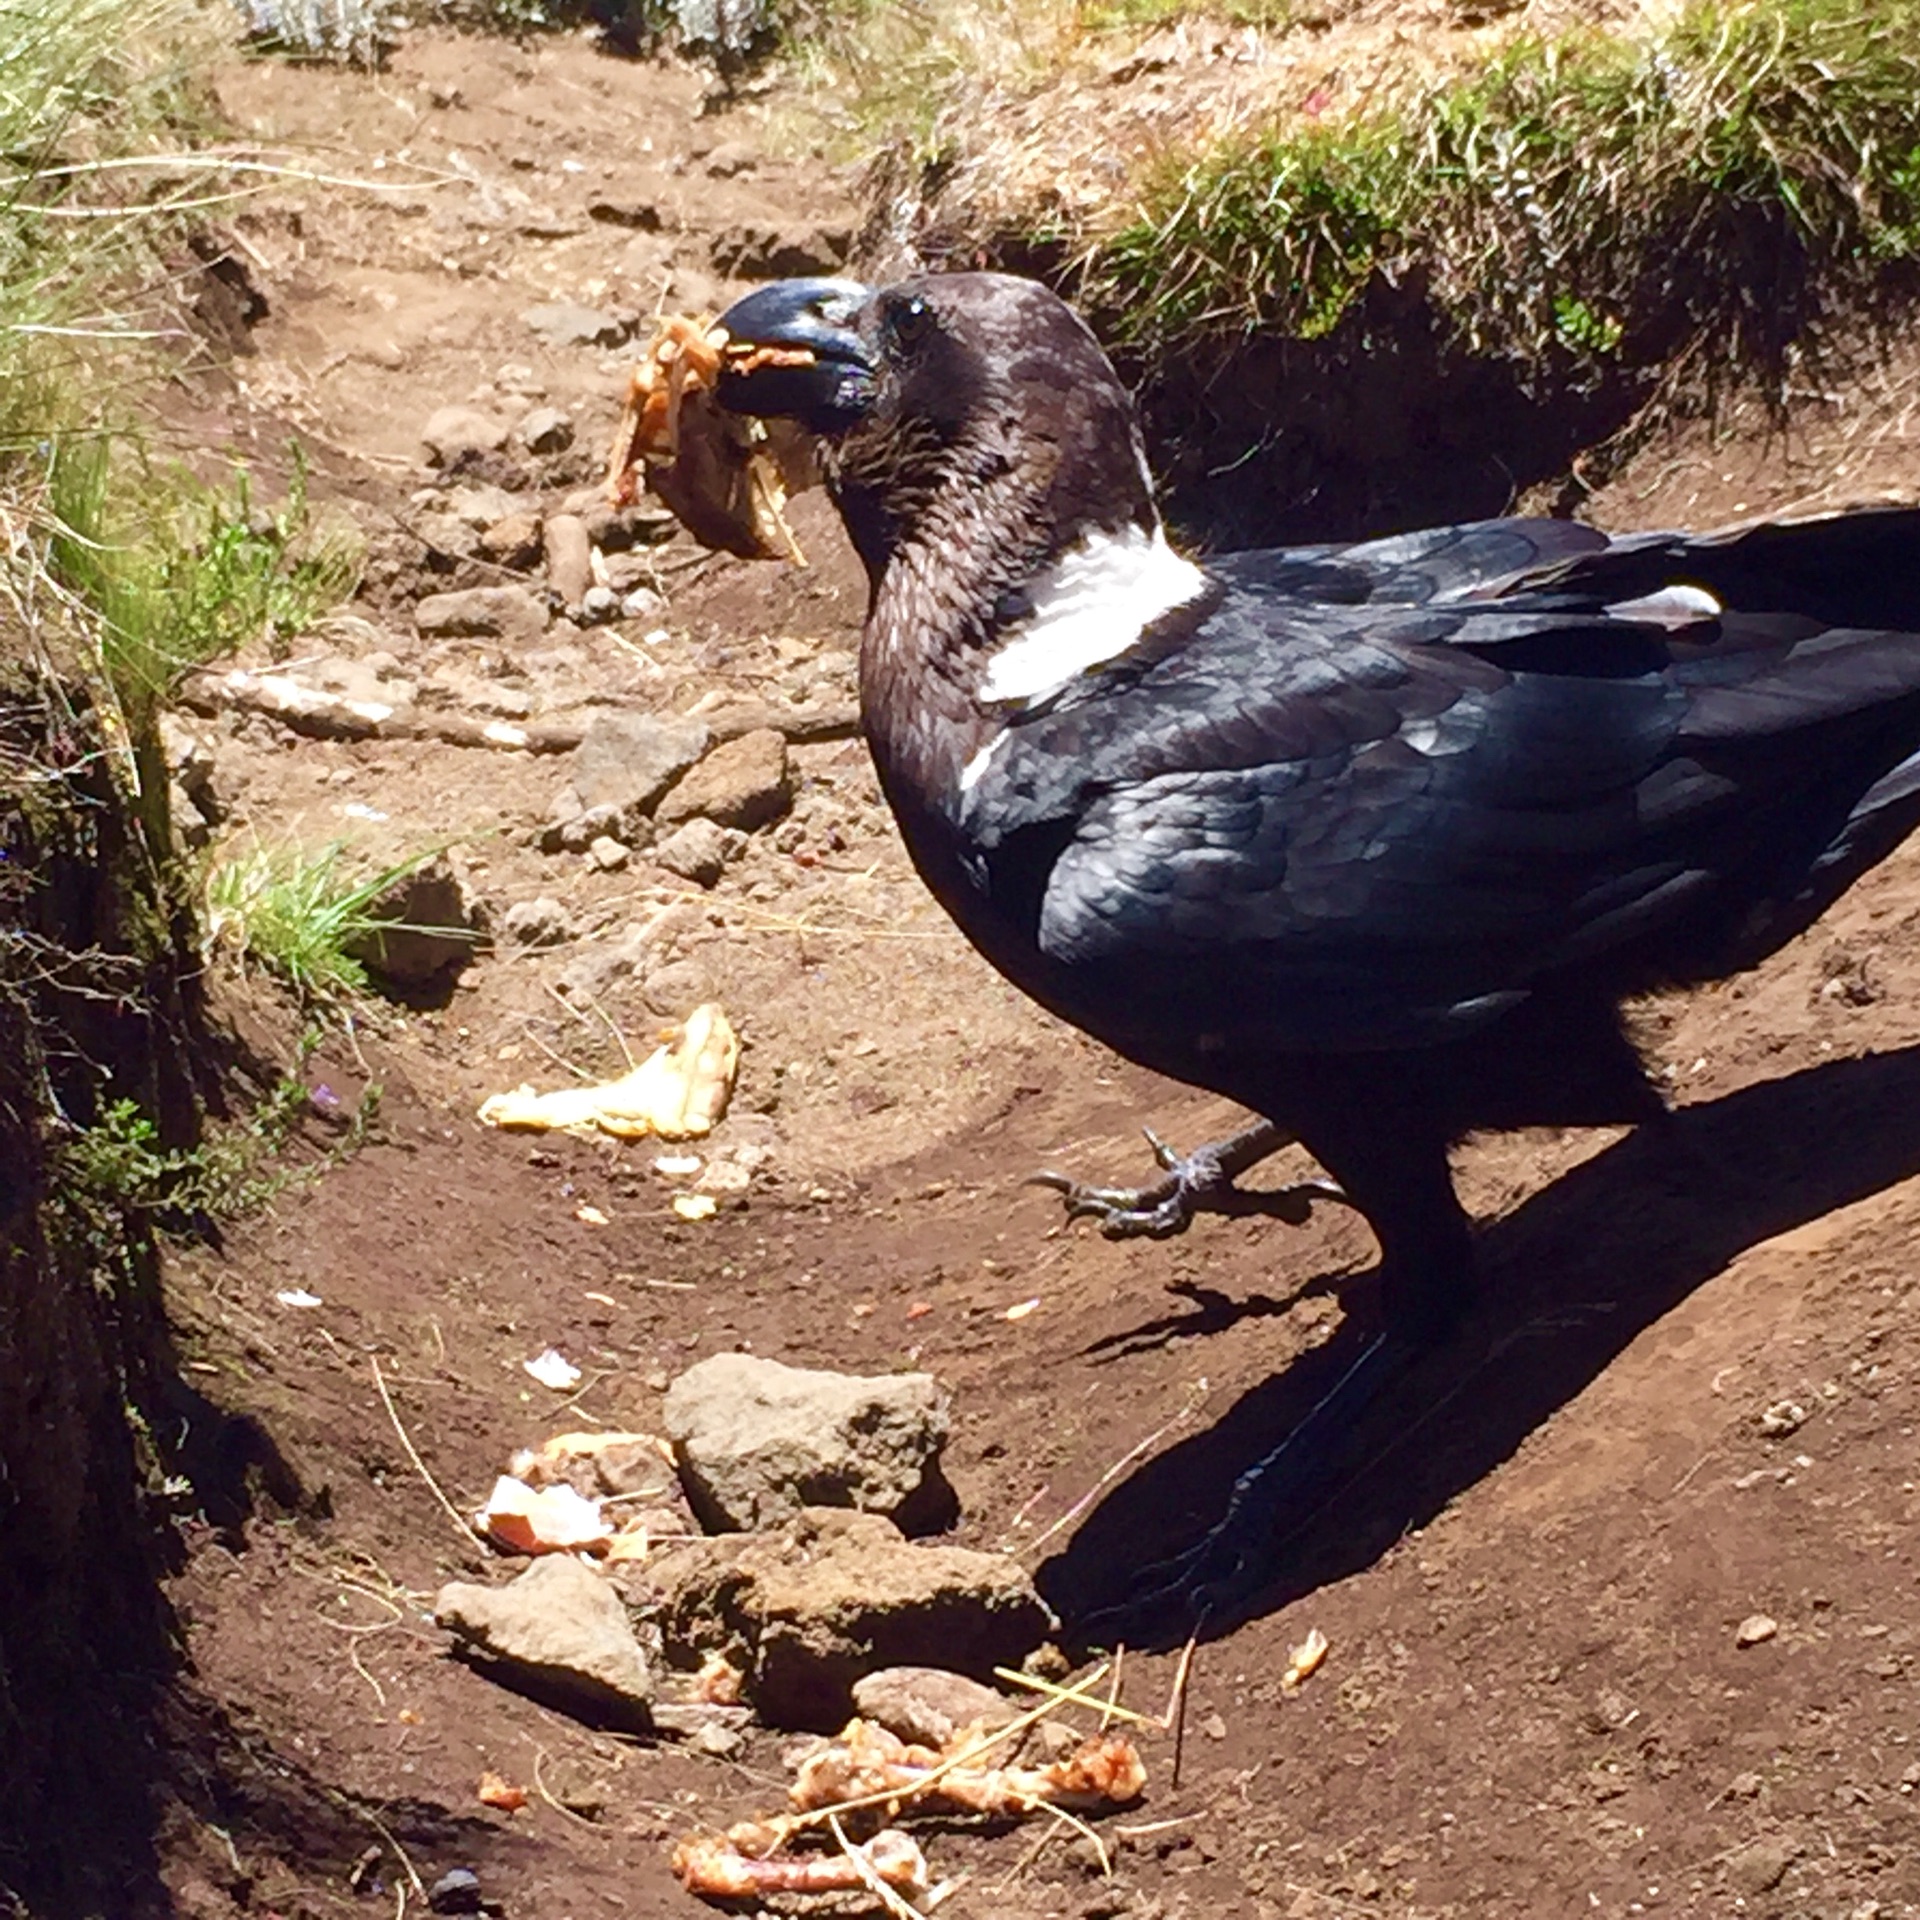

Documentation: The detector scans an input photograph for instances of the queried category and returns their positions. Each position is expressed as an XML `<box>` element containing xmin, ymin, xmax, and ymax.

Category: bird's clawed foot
<box><xmin>1030</xmin><ymin>1120</ymin><xmax>1349</xmax><ymax>1239</ymax></box>
<box><xmin>1079</xmin><ymin>1330</ymin><xmax>1408</xmax><ymax>1639</ymax></box>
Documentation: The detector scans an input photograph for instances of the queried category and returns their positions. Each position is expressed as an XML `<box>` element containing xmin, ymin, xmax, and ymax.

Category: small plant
<box><xmin>47</xmin><ymin>441</ymin><xmax>361</xmax><ymax>727</ymax></box>
<box><xmin>203</xmin><ymin>840</ymin><xmax>444</xmax><ymax>1006</ymax></box>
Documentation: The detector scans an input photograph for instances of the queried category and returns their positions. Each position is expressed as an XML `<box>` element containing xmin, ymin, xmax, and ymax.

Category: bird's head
<box><xmin>714</xmin><ymin>272</ymin><xmax>1160</xmax><ymax>589</ymax></box>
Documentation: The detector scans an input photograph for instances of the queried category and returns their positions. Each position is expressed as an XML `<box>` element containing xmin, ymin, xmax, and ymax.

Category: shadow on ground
<box><xmin>1038</xmin><ymin>1044</ymin><xmax>1920</xmax><ymax>1647</ymax></box>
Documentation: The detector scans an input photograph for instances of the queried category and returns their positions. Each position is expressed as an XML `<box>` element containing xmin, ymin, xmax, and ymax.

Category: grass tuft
<box><xmin>1070</xmin><ymin>0</ymin><xmax>1920</xmax><ymax>384</ymax></box>
<box><xmin>203</xmin><ymin>841</ymin><xmax>443</xmax><ymax>1006</ymax></box>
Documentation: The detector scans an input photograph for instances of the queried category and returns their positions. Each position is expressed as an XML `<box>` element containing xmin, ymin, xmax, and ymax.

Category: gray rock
<box><xmin>441</xmin><ymin>482</ymin><xmax>522</xmax><ymax>530</ymax></box>
<box><xmin>570</xmin><ymin>712</ymin><xmax>712</xmax><ymax>828</ymax></box>
<box><xmin>344</xmin><ymin>853</ymin><xmax>485</xmax><ymax>987</ymax></box>
<box><xmin>588</xmin><ymin>834</ymin><xmax>629</xmax><ymax>872</ymax></box>
<box><xmin>518</xmin><ymin>405</ymin><xmax>575</xmax><ymax>454</ymax></box>
<box><xmin>500</xmin><ymin>896</ymin><xmax>574</xmax><ymax>948</ymax></box>
<box><xmin>851</xmin><ymin>1667</ymin><xmax>1019</xmax><ymax>1750</ymax></box>
<box><xmin>580</xmin><ymin>584</ymin><xmax>621</xmax><ymax>624</ymax></box>
<box><xmin>421</xmin><ymin>405</ymin><xmax>510</xmax><ymax>466</ymax></box>
<box><xmin>626</xmin><ymin>1508</ymin><xmax>1053</xmax><ymax>1731</ymax></box>
<box><xmin>479</xmin><ymin>511</ymin><xmax>543</xmax><ymax>569</ymax></box>
<box><xmin>435</xmin><ymin>1554</ymin><xmax>653</xmax><ymax>1729</ymax></box>
<box><xmin>412</xmin><ymin>509</ymin><xmax>481</xmax><ymax>561</ymax></box>
<box><xmin>1725</xmin><ymin>1832</ymin><xmax>1800</xmax><ymax>1896</ymax></box>
<box><xmin>653</xmin><ymin>818</ymin><xmax>731</xmax><ymax>887</ymax></box>
<box><xmin>558</xmin><ymin>803</ymin><xmax>625</xmax><ymax>855</ymax></box>
<box><xmin>650</xmin><ymin>1701</ymin><xmax>752</xmax><ymax>1742</ymax></box>
<box><xmin>621</xmin><ymin>586</ymin><xmax>667</xmax><ymax>622</ymax></box>
<box><xmin>556</xmin><ymin>923</ymin><xmax>651</xmax><ymax>1002</ymax></box>
<box><xmin>522</xmin><ymin>301</ymin><xmax>636</xmax><ymax>349</ymax></box>
<box><xmin>415</xmin><ymin>585</ymin><xmax>548</xmax><ymax>647</ymax></box>
<box><xmin>657</xmin><ymin>728</ymin><xmax>792</xmax><ymax>833</ymax></box>
<box><xmin>543</xmin><ymin>513</ymin><xmax>594</xmax><ymax>609</ymax></box>
<box><xmin>160</xmin><ymin>713</ymin><xmax>221</xmax><ymax>822</ymax></box>
<box><xmin>665</xmin><ymin>1352</ymin><xmax>953</xmax><ymax>1533</ymax></box>
<box><xmin>710</xmin><ymin>219</ymin><xmax>853</xmax><ymax>281</ymax></box>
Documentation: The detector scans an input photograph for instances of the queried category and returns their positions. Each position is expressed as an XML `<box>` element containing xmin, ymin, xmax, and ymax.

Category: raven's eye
<box><xmin>888</xmin><ymin>294</ymin><xmax>934</xmax><ymax>347</ymax></box>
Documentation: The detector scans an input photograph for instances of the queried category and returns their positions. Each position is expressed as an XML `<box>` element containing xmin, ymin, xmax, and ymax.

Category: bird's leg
<box><xmin>1029</xmin><ymin>1119</ymin><xmax>1350</xmax><ymax>1239</ymax></box>
<box><xmin>1079</xmin><ymin>1120</ymin><xmax>1473</xmax><ymax>1637</ymax></box>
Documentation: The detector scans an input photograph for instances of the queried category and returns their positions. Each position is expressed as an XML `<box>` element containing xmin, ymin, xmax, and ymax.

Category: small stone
<box><xmin>427</xmin><ymin>1868</ymin><xmax>484</xmax><ymax>1915</ymax></box>
<box><xmin>622</xmin><ymin>586</ymin><xmax>667</xmax><ymax>622</ymax></box>
<box><xmin>654</xmin><ymin>818</ymin><xmax>731</xmax><ymax>887</ymax></box>
<box><xmin>421</xmin><ymin>406</ymin><xmax>509</xmax><ymax>467</ymax></box>
<box><xmin>415</xmin><ymin>585</ymin><xmax>548</xmax><ymax>647</ymax></box>
<box><xmin>851</xmin><ymin>1668</ymin><xmax>1017</xmax><ymax>1750</ymax></box>
<box><xmin>479</xmin><ymin>512</ymin><xmax>543</xmax><ymax>569</ymax></box>
<box><xmin>518</xmin><ymin>405</ymin><xmax>575</xmax><ymax>454</ymax></box>
<box><xmin>710</xmin><ymin>219</ymin><xmax>853</xmax><ymax>281</ymax></box>
<box><xmin>1725</xmin><ymin>1832</ymin><xmax>1799</xmax><ymax>1896</ymax></box>
<box><xmin>689</xmin><ymin>1719</ymin><xmax>743</xmax><ymax>1758</ymax></box>
<box><xmin>588</xmin><ymin>834</ymin><xmax>629</xmax><ymax>872</ymax></box>
<box><xmin>657</xmin><ymin>729</ymin><xmax>792</xmax><ymax>833</ymax></box>
<box><xmin>580</xmin><ymin>584</ymin><xmax>621</xmax><ymax>623</ymax></box>
<box><xmin>571</xmin><ymin>712</ymin><xmax>713</xmax><ymax>828</ymax></box>
<box><xmin>501</xmin><ymin>897</ymin><xmax>574</xmax><ymax>948</ymax></box>
<box><xmin>1758</xmin><ymin>1399</ymin><xmax>1807</xmax><ymax>1437</ymax></box>
<box><xmin>1725</xmin><ymin>1770</ymin><xmax>1765</xmax><ymax>1799</ymax></box>
<box><xmin>1200</xmin><ymin>1712</ymin><xmax>1228</xmax><ymax>1741</ymax></box>
<box><xmin>435</xmin><ymin>1554</ymin><xmax>654</xmax><ymax>1728</ymax></box>
<box><xmin>650</xmin><ymin>1700</ymin><xmax>753</xmax><ymax>1741</ymax></box>
<box><xmin>703</xmin><ymin>141</ymin><xmax>758</xmax><ymax>178</ymax></box>
<box><xmin>543</xmin><ymin>513</ymin><xmax>594</xmax><ymax>609</ymax></box>
<box><xmin>441</xmin><ymin>481</ymin><xmax>521</xmax><ymax>529</ymax></box>
<box><xmin>522</xmin><ymin>301</ymin><xmax>636</xmax><ymax>349</ymax></box>
<box><xmin>344</xmin><ymin>853</ymin><xmax>484</xmax><ymax>987</ymax></box>
<box><xmin>664</xmin><ymin>1351</ymin><xmax>953</xmax><ymax>1534</ymax></box>
<box><xmin>627</xmin><ymin>1508</ymin><xmax>1053</xmax><ymax>1731</ymax></box>
<box><xmin>1736</xmin><ymin>1613</ymin><xmax>1779</xmax><ymax>1647</ymax></box>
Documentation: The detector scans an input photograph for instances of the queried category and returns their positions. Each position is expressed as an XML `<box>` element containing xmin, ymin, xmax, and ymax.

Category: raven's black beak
<box><xmin>714</xmin><ymin>277</ymin><xmax>875</xmax><ymax>432</ymax></box>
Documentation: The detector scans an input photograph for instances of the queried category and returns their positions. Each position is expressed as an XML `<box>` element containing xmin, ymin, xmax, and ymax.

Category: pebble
<box><xmin>580</xmin><ymin>583</ymin><xmax>621</xmax><ymax>623</ymax></box>
<box><xmin>500</xmin><ymin>897</ymin><xmax>574</xmax><ymax>947</ymax></box>
<box><xmin>588</xmin><ymin>834</ymin><xmax>630</xmax><ymax>872</ymax></box>
<box><xmin>420</xmin><ymin>405</ymin><xmax>509</xmax><ymax>466</ymax></box>
<box><xmin>1735</xmin><ymin>1612</ymin><xmax>1779</xmax><ymax>1647</ymax></box>
<box><xmin>517</xmin><ymin>404</ymin><xmax>574</xmax><ymax>454</ymax></box>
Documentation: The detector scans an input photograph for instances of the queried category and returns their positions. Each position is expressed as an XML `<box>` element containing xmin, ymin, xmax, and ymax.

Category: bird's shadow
<box><xmin>1038</xmin><ymin>1045</ymin><xmax>1920</xmax><ymax>1648</ymax></box>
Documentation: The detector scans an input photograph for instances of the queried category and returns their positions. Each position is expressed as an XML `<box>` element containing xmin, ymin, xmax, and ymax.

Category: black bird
<box><xmin>713</xmin><ymin>269</ymin><xmax>1920</xmax><ymax>1620</ymax></box>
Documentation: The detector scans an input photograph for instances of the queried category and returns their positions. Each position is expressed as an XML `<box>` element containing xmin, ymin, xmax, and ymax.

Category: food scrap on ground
<box><xmin>606</xmin><ymin>315</ymin><xmax>817</xmax><ymax>562</ymax></box>
<box><xmin>673</xmin><ymin>1828</ymin><xmax>931</xmax><ymax>1903</ymax></box>
<box><xmin>1281</xmin><ymin>1626</ymin><xmax>1330</xmax><ymax>1692</ymax></box>
<box><xmin>478</xmin><ymin>1002</ymin><xmax>739</xmax><ymax>1140</ymax></box>
<box><xmin>473</xmin><ymin>1473</ymin><xmax>613</xmax><ymax>1556</ymax></box>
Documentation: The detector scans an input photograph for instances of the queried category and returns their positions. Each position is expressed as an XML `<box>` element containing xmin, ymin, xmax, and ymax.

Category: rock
<box><xmin>426</xmin><ymin>1868</ymin><xmax>485</xmax><ymax>1915</ymax></box>
<box><xmin>588</xmin><ymin>834</ymin><xmax>629</xmax><ymax>872</ymax></box>
<box><xmin>441</xmin><ymin>482</ymin><xmax>522</xmax><ymax>530</ymax></box>
<box><xmin>518</xmin><ymin>405</ymin><xmax>575</xmax><ymax>454</ymax></box>
<box><xmin>1725</xmin><ymin>1832</ymin><xmax>1800</xmax><ymax>1896</ymax></box>
<box><xmin>501</xmin><ymin>897</ymin><xmax>574</xmax><ymax>948</ymax></box>
<box><xmin>622</xmin><ymin>586</ymin><xmax>667</xmax><ymax>622</ymax></box>
<box><xmin>415</xmin><ymin>585</ymin><xmax>548</xmax><ymax>647</ymax></box>
<box><xmin>703</xmin><ymin>141</ymin><xmax>759</xmax><ymax>179</ymax></box>
<box><xmin>160</xmin><ymin>713</ymin><xmax>221</xmax><ymax>823</ymax></box>
<box><xmin>627</xmin><ymin>1508</ymin><xmax>1054</xmax><ymax>1731</ymax></box>
<box><xmin>479</xmin><ymin>512</ymin><xmax>543</xmax><ymax>569</ymax></box>
<box><xmin>587</xmin><ymin>197</ymin><xmax>663</xmax><ymax>231</ymax></box>
<box><xmin>665</xmin><ymin>1352</ymin><xmax>953</xmax><ymax>1533</ymax></box>
<box><xmin>435</xmin><ymin>1554</ymin><xmax>653</xmax><ymax>1729</ymax></box>
<box><xmin>657</xmin><ymin>728</ymin><xmax>792</xmax><ymax>833</ymax></box>
<box><xmin>558</xmin><ymin>804</ymin><xmax>627</xmax><ymax>855</ymax></box>
<box><xmin>851</xmin><ymin>1668</ymin><xmax>1019</xmax><ymax>1749</ymax></box>
<box><xmin>543</xmin><ymin>513</ymin><xmax>594</xmax><ymax>609</ymax></box>
<box><xmin>1736</xmin><ymin>1613</ymin><xmax>1779</xmax><ymax>1647</ymax></box>
<box><xmin>522</xmin><ymin>301</ymin><xmax>636</xmax><ymax>349</ymax></box>
<box><xmin>653</xmin><ymin>819</ymin><xmax>732</xmax><ymax>887</ymax></box>
<box><xmin>556</xmin><ymin>927</ymin><xmax>650</xmax><ymax>1002</ymax></box>
<box><xmin>651</xmin><ymin>1700</ymin><xmax>752</xmax><ymax>1744</ymax></box>
<box><xmin>421</xmin><ymin>405</ymin><xmax>509</xmax><ymax>467</ymax></box>
<box><xmin>711</xmin><ymin>219</ymin><xmax>853</xmax><ymax>281</ymax></box>
<box><xmin>580</xmin><ymin>584</ymin><xmax>621</xmax><ymax>624</ymax></box>
<box><xmin>413</xmin><ymin>509</ymin><xmax>480</xmax><ymax>561</ymax></box>
<box><xmin>344</xmin><ymin>853</ymin><xmax>485</xmax><ymax>987</ymax></box>
<box><xmin>570</xmin><ymin>712</ymin><xmax>712</xmax><ymax>830</ymax></box>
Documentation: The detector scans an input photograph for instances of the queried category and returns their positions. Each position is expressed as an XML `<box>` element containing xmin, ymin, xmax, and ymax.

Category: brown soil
<box><xmin>145</xmin><ymin>23</ymin><xmax>1920</xmax><ymax>1920</ymax></box>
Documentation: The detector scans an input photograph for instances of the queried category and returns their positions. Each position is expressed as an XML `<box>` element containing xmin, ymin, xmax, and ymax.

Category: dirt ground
<box><xmin>148</xmin><ymin>22</ymin><xmax>1920</xmax><ymax>1920</ymax></box>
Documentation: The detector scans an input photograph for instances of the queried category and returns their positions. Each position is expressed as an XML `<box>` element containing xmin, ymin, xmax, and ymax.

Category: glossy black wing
<box><xmin>957</xmin><ymin>510</ymin><xmax>1920</xmax><ymax>1051</ymax></box>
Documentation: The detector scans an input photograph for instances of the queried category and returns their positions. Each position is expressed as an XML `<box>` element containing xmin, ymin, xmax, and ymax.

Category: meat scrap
<box><xmin>790</xmin><ymin>1716</ymin><xmax>1146</xmax><ymax>1817</ymax></box>
<box><xmin>673</xmin><ymin>1827</ymin><xmax>929</xmax><ymax>1903</ymax></box>
<box><xmin>607</xmin><ymin>314</ymin><xmax>817</xmax><ymax>562</ymax></box>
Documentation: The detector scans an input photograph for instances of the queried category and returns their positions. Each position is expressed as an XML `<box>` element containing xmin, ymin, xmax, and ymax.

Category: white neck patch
<box><xmin>977</xmin><ymin>523</ymin><xmax>1209</xmax><ymax>708</ymax></box>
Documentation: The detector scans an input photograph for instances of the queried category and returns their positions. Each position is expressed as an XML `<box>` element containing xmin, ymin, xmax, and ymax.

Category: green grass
<box><xmin>1070</xmin><ymin>0</ymin><xmax>1920</xmax><ymax>383</ymax></box>
<box><xmin>47</xmin><ymin>440</ymin><xmax>362</xmax><ymax>728</ymax></box>
<box><xmin>203</xmin><ymin>841</ymin><xmax>446</xmax><ymax>1007</ymax></box>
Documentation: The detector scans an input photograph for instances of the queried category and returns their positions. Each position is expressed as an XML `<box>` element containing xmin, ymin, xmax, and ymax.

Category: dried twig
<box><xmin>370</xmin><ymin>1358</ymin><xmax>475</xmax><ymax>1548</ymax></box>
